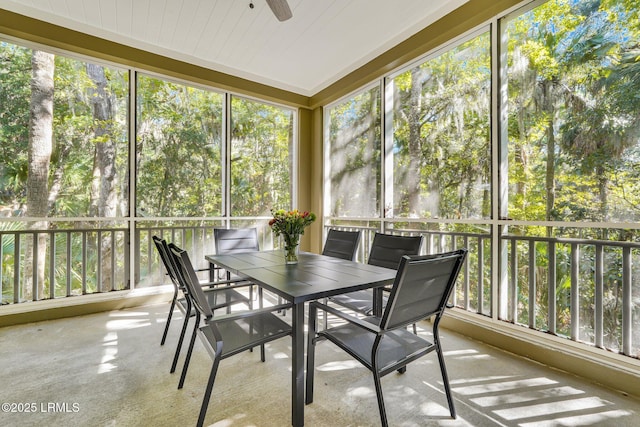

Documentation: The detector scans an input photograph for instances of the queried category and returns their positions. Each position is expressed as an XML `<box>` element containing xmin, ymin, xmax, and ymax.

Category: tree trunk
<box><xmin>407</xmin><ymin>66</ymin><xmax>425</xmax><ymax>216</ymax></box>
<box><xmin>24</xmin><ymin>50</ymin><xmax>54</xmax><ymax>301</ymax></box>
<box><xmin>87</xmin><ymin>63</ymin><xmax>117</xmax><ymax>291</ymax></box>
<box><xmin>541</xmin><ymin>80</ymin><xmax>556</xmax><ymax>233</ymax></box>
<box><xmin>365</xmin><ymin>89</ymin><xmax>378</xmax><ymax>216</ymax></box>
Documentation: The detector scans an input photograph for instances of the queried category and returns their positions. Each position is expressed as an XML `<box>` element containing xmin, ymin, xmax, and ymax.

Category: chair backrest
<box><xmin>367</xmin><ymin>232</ymin><xmax>423</xmax><ymax>269</ymax></box>
<box><xmin>168</xmin><ymin>243</ymin><xmax>214</xmax><ymax>320</ymax></box>
<box><xmin>380</xmin><ymin>249</ymin><xmax>467</xmax><ymax>331</ymax></box>
<box><xmin>322</xmin><ymin>229</ymin><xmax>361</xmax><ymax>261</ymax></box>
<box><xmin>153</xmin><ymin>235</ymin><xmax>183</xmax><ymax>290</ymax></box>
<box><xmin>214</xmin><ymin>228</ymin><xmax>259</xmax><ymax>254</ymax></box>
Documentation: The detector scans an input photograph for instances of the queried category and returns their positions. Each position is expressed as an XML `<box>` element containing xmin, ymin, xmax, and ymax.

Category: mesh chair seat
<box><xmin>199</xmin><ymin>311</ymin><xmax>291</xmax><ymax>360</ymax></box>
<box><xmin>321</xmin><ymin>316</ymin><xmax>432</xmax><ymax>373</ymax></box>
<box><xmin>177</xmin><ymin>286</ymin><xmax>250</xmax><ymax>317</ymax></box>
<box><xmin>327</xmin><ymin>289</ymin><xmax>386</xmax><ymax>315</ymax></box>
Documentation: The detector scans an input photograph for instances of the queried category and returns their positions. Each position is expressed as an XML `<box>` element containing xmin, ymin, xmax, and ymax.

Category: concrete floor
<box><xmin>1</xmin><ymin>302</ymin><xmax>638</xmax><ymax>427</ymax></box>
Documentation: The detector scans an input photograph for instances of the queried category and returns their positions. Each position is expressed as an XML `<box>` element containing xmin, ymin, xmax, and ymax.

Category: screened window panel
<box><xmin>389</xmin><ymin>32</ymin><xmax>491</xmax><ymax>219</ymax></box>
<box><xmin>326</xmin><ymin>85</ymin><xmax>381</xmax><ymax>218</ymax></box>
<box><xmin>136</xmin><ymin>75</ymin><xmax>223</xmax><ymax>217</ymax></box>
<box><xmin>230</xmin><ymin>96</ymin><xmax>293</xmax><ymax>216</ymax></box>
<box><xmin>505</xmin><ymin>0</ymin><xmax>640</xmax><ymax>223</ymax></box>
<box><xmin>0</xmin><ymin>42</ymin><xmax>129</xmax><ymax>218</ymax></box>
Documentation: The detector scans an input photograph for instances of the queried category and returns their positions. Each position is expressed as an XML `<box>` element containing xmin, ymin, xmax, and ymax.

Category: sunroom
<box><xmin>1</xmin><ymin>0</ymin><xmax>639</xmax><ymax>425</ymax></box>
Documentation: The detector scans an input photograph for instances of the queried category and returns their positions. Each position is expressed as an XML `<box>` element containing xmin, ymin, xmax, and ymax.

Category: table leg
<box><xmin>208</xmin><ymin>262</ymin><xmax>215</xmax><ymax>282</ymax></box>
<box><xmin>373</xmin><ymin>287</ymin><xmax>384</xmax><ymax>316</ymax></box>
<box><xmin>292</xmin><ymin>302</ymin><xmax>305</xmax><ymax>426</ymax></box>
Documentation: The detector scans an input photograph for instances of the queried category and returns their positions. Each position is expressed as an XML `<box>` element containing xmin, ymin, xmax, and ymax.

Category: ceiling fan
<box><xmin>250</xmin><ymin>0</ymin><xmax>293</xmax><ymax>22</ymax></box>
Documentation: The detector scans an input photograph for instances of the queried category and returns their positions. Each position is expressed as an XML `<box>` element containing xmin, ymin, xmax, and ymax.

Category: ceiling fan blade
<box><xmin>266</xmin><ymin>0</ymin><xmax>292</xmax><ymax>21</ymax></box>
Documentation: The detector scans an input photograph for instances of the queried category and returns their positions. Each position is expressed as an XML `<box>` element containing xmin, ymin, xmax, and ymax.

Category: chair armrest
<box><xmin>207</xmin><ymin>303</ymin><xmax>293</xmax><ymax>323</ymax></box>
<box><xmin>200</xmin><ymin>281</ymin><xmax>256</xmax><ymax>293</ymax></box>
<box><xmin>198</xmin><ymin>278</ymin><xmax>252</xmax><ymax>288</ymax></box>
<box><xmin>311</xmin><ymin>301</ymin><xmax>382</xmax><ymax>334</ymax></box>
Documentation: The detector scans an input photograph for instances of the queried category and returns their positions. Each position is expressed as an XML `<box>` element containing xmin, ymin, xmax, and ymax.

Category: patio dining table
<box><xmin>204</xmin><ymin>250</ymin><xmax>396</xmax><ymax>427</ymax></box>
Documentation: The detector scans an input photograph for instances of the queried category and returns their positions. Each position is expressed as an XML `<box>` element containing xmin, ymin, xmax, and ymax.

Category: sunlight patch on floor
<box><xmin>106</xmin><ymin>318</ymin><xmax>151</xmax><ymax>330</ymax></box>
<box><xmin>453</xmin><ymin>377</ymin><xmax>558</xmax><ymax>395</ymax></box>
<box><xmin>317</xmin><ymin>359</ymin><xmax>362</xmax><ymax>371</ymax></box>
<box><xmin>518</xmin><ymin>409</ymin><xmax>635</xmax><ymax>427</ymax></box>
<box><xmin>470</xmin><ymin>385</ymin><xmax>585</xmax><ymax>406</ymax></box>
<box><xmin>444</xmin><ymin>348</ymin><xmax>479</xmax><ymax>356</ymax></box>
<box><xmin>98</xmin><ymin>333</ymin><xmax>118</xmax><ymax>374</ymax></box>
<box><xmin>348</xmin><ymin>386</ymin><xmax>375</xmax><ymax>398</ymax></box>
<box><xmin>494</xmin><ymin>396</ymin><xmax>612</xmax><ymax>420</ymax></box>
<box><xmin>449</xmin><ymin>375</ymin><xmax>513</xmax><ymax>385</ymax></box>
<box><xmin>210</xmin><ymin>412</ymin><xmax>250</xmax><ymax>427</ymax></box>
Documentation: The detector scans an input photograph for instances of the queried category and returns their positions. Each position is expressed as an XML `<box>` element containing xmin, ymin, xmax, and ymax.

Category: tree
<box><xmin>87</xmin><ymin>63</ymin><xmax>117</xmax><ymax>291</ymax></box>
<box><xmin>24</xmin><ymin>50</ymin><xmax>54</xmax><ymax>300</ymax></box>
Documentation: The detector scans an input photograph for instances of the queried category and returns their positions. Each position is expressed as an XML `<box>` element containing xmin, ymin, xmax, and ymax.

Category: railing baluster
<box><xmin>477</xmin><ymin>236</ymin><xmax>484</xmax><ymax>314</ymax></box>
<box><xmin>147</xmin><ymin>231</ymin><xmax>153</xmax><ymax>285</ymax></box>
<box><xmin>66</xmin><ymin>231</ymin><xmax>72</xmax><ymax>297</ymax></box>
<box><xmin>14</xmin><ymin>234</ymin><xmax>20</xmax><ymax>303</ymax></box>
<box><xmin>32</xmin><ymin>233</ymin><xmax>39</xmax><ymax>301</ymax></box>
<box><xmin>510</xmin><ymin>239</ymin><xmax>517</xmax><ymax>323</ymax></box>
<box><xmin>110</xmin><ymin>232</ymin><xmax>116</xmax><ymax>291</ymax></box>
<box><xmin>464</xmin><ymin>239</ymin><xmax>470</xmax><ymax>310</ymax></box>
<box><xmin>82</xmin><ymin>231</ymin><xmax>87</xmax><ymax>295</ymax></box>
<box><xmin>124</xmin><ymin>230</ymin><xmax>130</xmax><ymax>290</ymax></box>
<box><xmin>571</xmin><ymin>243</ymin><xmax>580</xmax><ymax>341</ymax></box>
<box><xmin>548</xmin><ymin>242</ymin><xmax>556</xmax><ymax>334</ymax></box>
<box><xmin>622</xmin><ymin>247</ymin><xmax>632</xmax><ymax>356</ymax></box>
<box><xmin>134</xmin><ymin>228</ymin><xmax>140</xmax><ymax>286</ymax></box>
<box><xmin>595</xmin><ymin>244</ymin><xmax>604</xmax><ymax>348</ymax></box>
<box><xmin>97</xmin><ymin>230</ymin><xmax>103</xmax><ymax>292</ymax></box>
<box><xmin>529</xmin><ymin>240</ymin><xmax>536</xmax><ymax>329</ymax></box>
<box><xmin>49</xmin><ymin>232</ymin><xmax>55</xmax><ymax>299</ymax></box>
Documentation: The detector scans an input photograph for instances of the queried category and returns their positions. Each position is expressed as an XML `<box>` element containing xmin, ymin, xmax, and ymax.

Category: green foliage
<box><xmin>136</xmin><ymin>76</ymin><xmax>224</xmax><ymax>217</ymax></box>
<box><xmin>390</xmin><ymin>32</ymin><xmax>491</xmax><ymax>219</ymax></box>
<box><xmin>230</xmin><ymin>96</ymin><xmax>293</xmax><ymax>216</ymax></box>
<box><xmin>326</xmin><ymin>86</ymin><xmax>381</xmax><ymax>217</ymax></box>
<box><xmin>507</xmin><ymin>0</ymin><xmax>640</xmax><ymax>222</ymax></box>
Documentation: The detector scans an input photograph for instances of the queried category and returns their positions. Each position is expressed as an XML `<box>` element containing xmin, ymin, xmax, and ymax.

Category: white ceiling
<box><xmin>0</xmin><ymin>0</ymin><xmax>469</xmax><ymax>96</ymax></box>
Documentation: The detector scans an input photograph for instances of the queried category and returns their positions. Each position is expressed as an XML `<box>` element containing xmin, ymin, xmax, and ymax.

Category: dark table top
<box><xmin>205</xmin><ymin>250</ymin><xmax>396</xmax><ymax>304</ymax></box>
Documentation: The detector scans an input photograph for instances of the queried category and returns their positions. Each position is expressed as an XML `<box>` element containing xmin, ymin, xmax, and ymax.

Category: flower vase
<box><xmin>283</xmin><ymin>234</ymin><xmax>300</xmax><ymax>264</ymax></box>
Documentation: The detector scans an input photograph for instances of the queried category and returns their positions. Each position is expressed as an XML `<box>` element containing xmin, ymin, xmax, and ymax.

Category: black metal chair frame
<box><xmin>306</xmin><ymin>249</ymin><xmax>468</xmax><ymax>427</ymax></box>
<box><xmin>153</xmin><ymin>236</ymin><xmax>251</xmax><ymax>376</ymax></box>
<box><xmin>169</xmin><ymin>243</ymin><xmax>292</xmax><ymax>427</ymax></box>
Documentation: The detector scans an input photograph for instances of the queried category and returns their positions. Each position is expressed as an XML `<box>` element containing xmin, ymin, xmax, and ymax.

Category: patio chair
<box><xmin>305</xmin><ymin>249</ymin><xmax>468</xmax><ymax>427</ymax></box>
<box><xmin>214</xmin><ymin>227</ymin><xmax>260</xmax><ymax>254</ymax></box>
<box><xmin>321</xmin><ymin>229</ymin><xmax>361</xmax><ymax>326</ymax></box>
<box><xmin>327</xmin><ymin>232</ymin><xmax>422</xmax><ymax>318</ymax></box>
<box><xmin>169</xmin><ymin>244</ymin><xmax>292</xmax><ymax>427</ymax></box>
<box><xmin>213</xmin><ymin>227</ymin><xmax>262</xmax><ymax>304</ymax></box>
<box><xmin>321</xmin><ymin>228</ymin><xmax>361</xmax><ymax>261</ymax></box>
<box><xmin>153</xmin><ymin>236</ymin><xmax>251</xmax><ymax>375</ymax></box>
